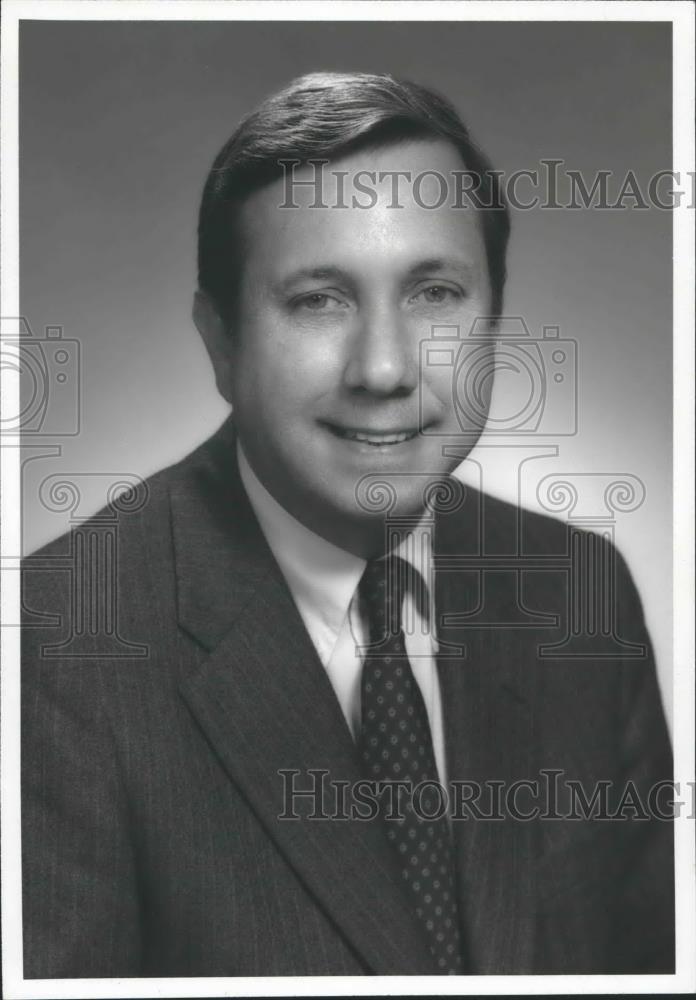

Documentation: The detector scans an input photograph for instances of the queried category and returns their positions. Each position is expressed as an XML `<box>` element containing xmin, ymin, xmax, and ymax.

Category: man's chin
<box><xmin>337</xmin><ymin>472</ymin><xmax>458</xmax><ymax>523</ymax></box>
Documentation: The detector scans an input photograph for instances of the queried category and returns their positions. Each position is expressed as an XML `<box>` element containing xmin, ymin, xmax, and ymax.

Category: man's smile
<box><xmin>320</xmin><ymin>421</ymin><xmax>423</xmax><ymax>447</ymax></box>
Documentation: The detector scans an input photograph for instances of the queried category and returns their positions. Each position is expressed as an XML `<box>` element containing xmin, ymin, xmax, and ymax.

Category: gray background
<box><xmin>19</xmin><ymin>20</ymin><xmax>672</xmax><ymax>719</ymax></box>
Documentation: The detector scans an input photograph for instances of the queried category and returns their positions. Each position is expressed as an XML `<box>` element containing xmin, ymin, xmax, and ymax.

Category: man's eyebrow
<box><xmin>275</xmin><ymin>266</ymin><xmax>353</xmax><ymax>292</ymax></box>
<box><xmin>274</xmin><ymin>258</ymin><xmax>476</xmax><ymax>293</ymax></box>
<box><xmin>405</xmin><ymin>257</ymin><xmax>476</xmax><ymax>280</ymax></box>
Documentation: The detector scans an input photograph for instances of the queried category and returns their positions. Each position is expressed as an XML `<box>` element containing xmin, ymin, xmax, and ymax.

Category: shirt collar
<box><xmin>237</xmin><ymin>442</ymin><xmax>433</xmax><ymax>640</ymax></box>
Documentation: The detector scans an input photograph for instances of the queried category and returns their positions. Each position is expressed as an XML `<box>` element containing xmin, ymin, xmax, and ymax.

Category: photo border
<box><xmin>2</xmin><ymin>1</ymin><xmax>694</xmax><ymax>996</ymax></box>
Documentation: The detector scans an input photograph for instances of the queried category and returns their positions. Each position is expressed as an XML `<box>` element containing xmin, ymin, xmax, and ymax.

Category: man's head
<box><xmin>194</xmin><ymin>72</ymin><xmax>510</xmax><ymax>556</ymax></box>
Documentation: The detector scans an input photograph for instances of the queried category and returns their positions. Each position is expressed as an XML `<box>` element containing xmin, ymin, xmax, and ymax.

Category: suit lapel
<box><xmin>435</xmin><ymin>488</ymin><xmax>536</xmax><ymax>973</ymax></box>
<box><xmin>170</xmin><ymin>421</ymin><xmax>438</xmax><ymax>975</ymax></box>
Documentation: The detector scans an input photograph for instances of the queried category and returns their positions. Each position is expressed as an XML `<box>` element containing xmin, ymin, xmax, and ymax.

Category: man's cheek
<box><xmin>422</xmin><ymin>370</ymin><xmax>456</xmax><ymax>416</ymax></box>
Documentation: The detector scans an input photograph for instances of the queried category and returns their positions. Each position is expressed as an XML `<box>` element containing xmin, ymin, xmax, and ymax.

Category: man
<box><xmin>22</xmin><ymin>72</ymin><xmax>673</xmax><ymax>977</ymax></box>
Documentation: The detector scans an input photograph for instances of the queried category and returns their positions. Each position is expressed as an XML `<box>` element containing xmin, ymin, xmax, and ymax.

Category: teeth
<box><xmin>338</xmin><ymin>428</ymin><xmax>417</xmax><ymax>445</ymax></box>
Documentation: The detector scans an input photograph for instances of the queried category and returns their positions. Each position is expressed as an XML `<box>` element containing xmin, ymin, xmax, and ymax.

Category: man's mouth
<box><xmin>322</xmin><ymin>422</ymin><xmax>421</xmax><ymax>446</ymax></box>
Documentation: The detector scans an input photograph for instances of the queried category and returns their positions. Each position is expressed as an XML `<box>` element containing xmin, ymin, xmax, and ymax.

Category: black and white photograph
<box><xmin>1</xmin><ymin>1</ymin><xmax>694</xmax><ymax>996</ymax></box>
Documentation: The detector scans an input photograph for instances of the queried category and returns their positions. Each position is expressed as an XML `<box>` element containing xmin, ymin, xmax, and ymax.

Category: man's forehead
<box><xmin>258</xmin><ymin>136</ymin><xmax>471</xmax><ymax>209</ymax></box>
<box><xmin>285</xmin><ymin>135</ymin><xmax>468</xmax><ymax>190</ymax></box>
<box><xmin>237</xmin><ymin>136</ymin><xmax>487</xmax><ymax>281</ymax></box>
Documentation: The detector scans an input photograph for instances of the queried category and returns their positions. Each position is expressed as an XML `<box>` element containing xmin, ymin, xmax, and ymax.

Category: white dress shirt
<box><xmin>237</xmin><ymin>444</ymin><xmax>448</xmax><ymax>786</ymax></box>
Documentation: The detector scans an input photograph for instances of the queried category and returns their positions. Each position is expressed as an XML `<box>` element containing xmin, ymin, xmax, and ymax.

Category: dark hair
<box><xmin>197</xmin><ymin>72</ymin><xmax>510</xmax><ymax>323</ymax></box>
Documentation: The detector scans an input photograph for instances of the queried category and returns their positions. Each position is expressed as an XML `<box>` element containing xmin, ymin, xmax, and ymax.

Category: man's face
<box><xmin>208</xmin><ymin>139</ymin><xmax>494</xmax><ymax>553</ymax></box>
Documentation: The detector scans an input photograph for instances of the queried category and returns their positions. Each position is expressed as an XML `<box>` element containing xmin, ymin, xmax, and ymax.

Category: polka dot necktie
<box><xmin>357</xmin><ymin>555</ymin><xmax>463</xmax><ymax>974</ymax></box>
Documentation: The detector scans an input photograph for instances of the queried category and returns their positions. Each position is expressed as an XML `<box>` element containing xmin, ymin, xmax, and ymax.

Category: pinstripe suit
<box><xmin>21</xmin><ymin>418</ymin><xmax>674</xmax><ymax>976</ymax></box>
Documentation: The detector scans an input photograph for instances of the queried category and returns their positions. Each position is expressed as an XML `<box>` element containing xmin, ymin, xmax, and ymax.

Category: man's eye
<box><xmin>413</xmin><ymin>285</ymin><xmax>462</xmax><ymax>304</ymax></box>
<box><xmin>293</xmin><ymin>292</ymin><xmax>346</xmax><ymax>312</ymax></box>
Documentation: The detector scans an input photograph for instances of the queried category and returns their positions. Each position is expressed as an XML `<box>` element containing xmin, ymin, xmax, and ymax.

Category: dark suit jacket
<box><xmin>21</xmin><ymin>418</ymin><xmax>674</xmax><ymax>977</ymax></box>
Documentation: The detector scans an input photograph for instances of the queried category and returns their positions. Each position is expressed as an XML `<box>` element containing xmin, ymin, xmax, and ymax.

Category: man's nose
<box><xmin>343</xmin><ymin>305</ymin><xmax>418</xmax><ymax>397</ymax></box>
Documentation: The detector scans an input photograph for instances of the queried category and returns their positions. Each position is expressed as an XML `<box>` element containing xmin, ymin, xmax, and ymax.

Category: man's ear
<box><xmin>192</xmin><ymin>290</ymin><xmax>235</xmax><ymax>406</ymax></box>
